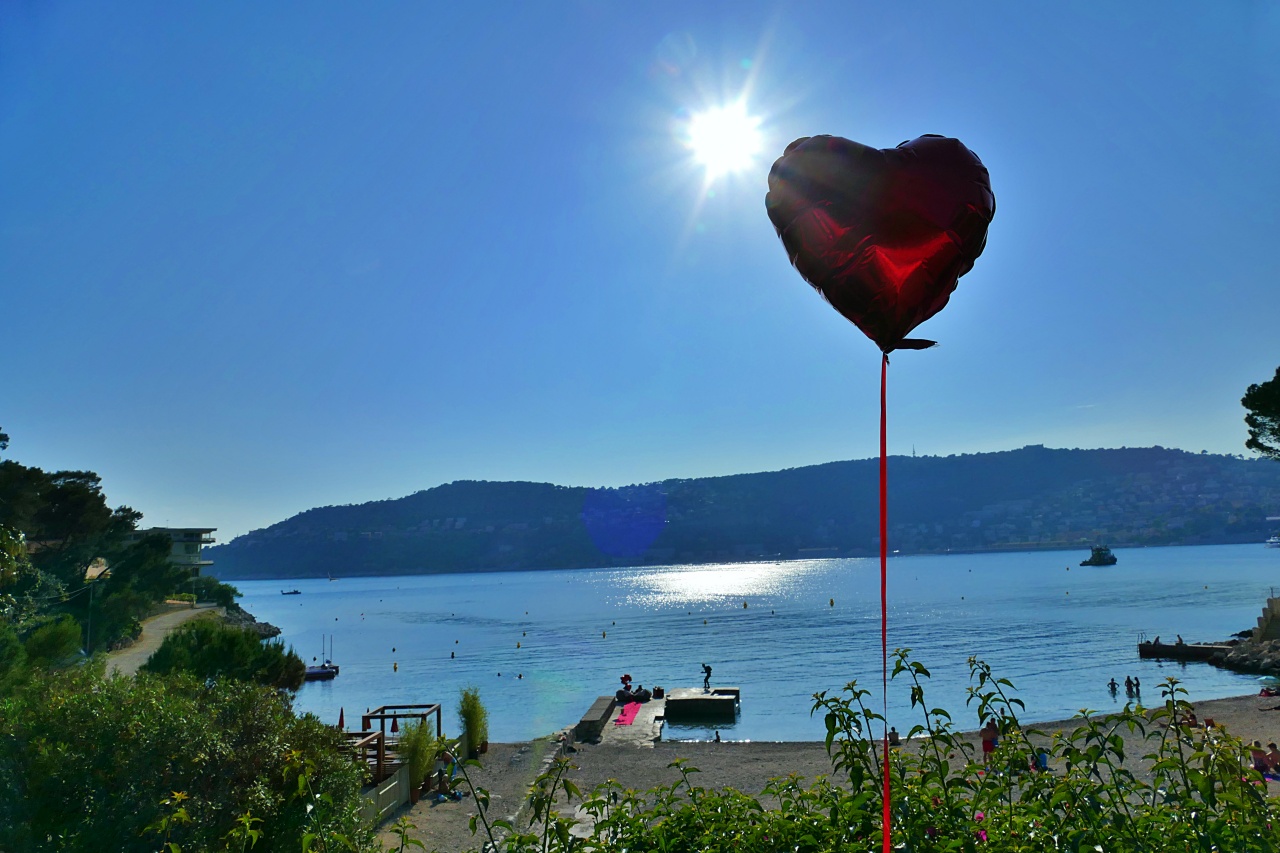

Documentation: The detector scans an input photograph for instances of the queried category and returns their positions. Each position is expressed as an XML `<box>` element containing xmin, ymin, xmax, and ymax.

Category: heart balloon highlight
<box><xmin>765</xmin><ymin>134</ymin><xmax>995</xmax><ymax>353</ymax></box>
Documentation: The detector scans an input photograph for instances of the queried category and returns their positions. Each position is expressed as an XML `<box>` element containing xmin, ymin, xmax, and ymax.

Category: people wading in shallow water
<box><xmin>1108</xmin><ymin>678</ymin><xmax>1119</xmax><ymax>694</ymax></box>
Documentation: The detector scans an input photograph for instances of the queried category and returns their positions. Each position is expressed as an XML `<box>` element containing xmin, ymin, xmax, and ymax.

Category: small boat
<box><xmin>1266</xmin><ymin>536</ymin><xmax>1280</xmax><ymax>548</ymax></box>
<box><xmin>304</xmin><ymin>635</ymin><xmax>339</xmax><ymax>682</ymax></box>
<box><xmin>281</xmin><ymin>589</ymin><xmax>301</xmax><ymax>595</ymax></box>
<box><xmin>1080</xmin><ymin>545</ymin><xmax>1117</xmax><ymax>566</ymax></box>
<box><xmin>304</xmin><ymin>663</ymin><xmax>339</xmax><ymax>681</ymax></box>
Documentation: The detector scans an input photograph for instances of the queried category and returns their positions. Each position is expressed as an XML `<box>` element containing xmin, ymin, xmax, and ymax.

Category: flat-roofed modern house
<box><xmin>123</xmin><ymin>527</ymin><xmax>216</xmax><ymax>575</ymax></box>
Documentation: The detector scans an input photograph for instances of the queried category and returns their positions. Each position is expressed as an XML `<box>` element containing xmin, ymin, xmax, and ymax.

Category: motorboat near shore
<box><xmin>281</xmin><ymin>589</ymin><xmax>301</xmax><ymax>595</ymax></box>
<box><xmin>1080</xmin><ymin>545</ymin><xmax>1117</xmax><ymax>566</ymax></box>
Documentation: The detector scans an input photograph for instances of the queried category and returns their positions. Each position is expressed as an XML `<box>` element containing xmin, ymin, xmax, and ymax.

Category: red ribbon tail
<box><xmin>880</xmin><ymin>352</ymin><xmax>891</xmax><ymax>853</ymax></box>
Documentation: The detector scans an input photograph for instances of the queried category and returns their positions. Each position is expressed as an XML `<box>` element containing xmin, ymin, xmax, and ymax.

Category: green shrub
<box><xmin>142</xmin><ymin>617</ymin><xmax>305</xmax><ymax>690</ymax></box>
<box><xmin>458</xmin><ymin>685</ymin><xmax>488</xmax><ymax>754</ymax></box>
<box><xmin>22</xmin><ymin>614</ymin><xmax>83</xmax><ymax>668</ymax></box>
<box><xmin>90</xmin><ymin>587</ymin><xmax>149</xmax><ymax>651</ymax></box>
<box><xmin>191</xmin><ymin>574</ymin><xmax>241</xmax><ymax>608</ymax></box>
<box><xmin>0</xmin><ymin>623</ymin><xmax>25</xmax><ymax>692</ymax></box>
<box><xmin>0</xmin><ymin>664</ymin><xmax>374</xmax><ymax>852</ymax></box>
<box><xmin>398</xmin><ymin>721</ymin><xmax>447</xmax><ymax>790</ymax></box>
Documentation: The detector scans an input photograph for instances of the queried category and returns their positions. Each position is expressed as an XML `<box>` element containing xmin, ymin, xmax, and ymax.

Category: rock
<box><xmin>222</xmin><ymin>605</ymin><xmax>281</xmax><ymax>639</ymax></box>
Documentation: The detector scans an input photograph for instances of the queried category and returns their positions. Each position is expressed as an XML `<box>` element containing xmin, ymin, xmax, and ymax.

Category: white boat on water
<box><xmin>1267</xmin><ymin>536</ymin><xmax>1280</xmax><ymax>548</ymax></box>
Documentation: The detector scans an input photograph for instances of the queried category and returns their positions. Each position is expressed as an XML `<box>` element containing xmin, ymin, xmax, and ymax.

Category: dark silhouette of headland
<box><xmin>206</xmin><ymin>445</ymin><xmax>1280</xmax><ymax>580</ymax></box>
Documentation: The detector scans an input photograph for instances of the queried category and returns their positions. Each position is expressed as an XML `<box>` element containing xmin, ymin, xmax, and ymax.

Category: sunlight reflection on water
<box><xmin>621</xmin><ymin>560</ymin><xmax>835</xmax><ymax>607</ymax></box>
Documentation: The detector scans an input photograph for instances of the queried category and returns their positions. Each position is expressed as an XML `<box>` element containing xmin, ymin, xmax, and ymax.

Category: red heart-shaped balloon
<box><xmin>765</xmin><ymin>134</ymin><xmax>995</xmax><ymax>353</ymax></box>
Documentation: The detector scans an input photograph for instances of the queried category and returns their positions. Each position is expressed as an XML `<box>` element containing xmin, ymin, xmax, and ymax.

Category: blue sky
<box><xmin>4</xmin><ymin>3</ymin><xmax>1278</xmax><ymax>540</ymax></box>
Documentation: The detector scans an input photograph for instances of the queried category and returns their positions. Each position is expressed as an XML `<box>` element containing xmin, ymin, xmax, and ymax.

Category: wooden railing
<box><xmin>341</xmin><ymin>703</ymin><xmax>444</xmax><ymax>786</ymax></box>
<box><xmin>343</xmin><ymin>730</ymin><xmax>397</xmax><ymax>784</ymax></box>
<box><xmin>362</xmin><ymin>703</ymin><xmax>442</xmax><ymax>739</ymax></box>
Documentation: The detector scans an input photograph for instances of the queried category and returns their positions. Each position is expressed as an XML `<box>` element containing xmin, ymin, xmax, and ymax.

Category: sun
<box><xmin>684</xmin><ymin>101</ymin><xmax>763</xmax><ymax>180</ymax></box>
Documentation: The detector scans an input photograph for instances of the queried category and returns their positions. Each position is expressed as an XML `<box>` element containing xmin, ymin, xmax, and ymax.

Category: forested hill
<box><xmin>206</xmin><ymin>446</ymin><xmax>1280</xmax><ymax>579</ymax></box>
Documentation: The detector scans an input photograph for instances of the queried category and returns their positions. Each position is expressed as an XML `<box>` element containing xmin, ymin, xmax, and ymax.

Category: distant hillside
<box><xmin>206</xmin><ymin>446</ymin><xmax>1280</xmax><ymax>580</ymax></box>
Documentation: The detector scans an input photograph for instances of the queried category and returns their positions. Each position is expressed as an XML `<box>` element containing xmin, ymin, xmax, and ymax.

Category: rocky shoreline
<box><xmin>1212</xmin><ymin>637</ymin><xmax>1280</xmax><ymax>677</ymax></box>
<box><xmin>221</xmin><ymin>604</ymin><xmax>281</xmax><ymax>639</ymax></box>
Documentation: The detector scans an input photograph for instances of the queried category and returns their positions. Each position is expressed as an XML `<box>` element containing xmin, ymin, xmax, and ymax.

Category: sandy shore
<box><xmin>382</xmin><ymin>689</ymin><xmax>1280</xmax><ymax>853</ymax></box>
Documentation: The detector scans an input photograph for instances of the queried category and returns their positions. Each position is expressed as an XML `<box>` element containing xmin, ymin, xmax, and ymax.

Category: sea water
<box><xmin>235</xmin><ymin>544</ymin><xmax>1280</xmax><ymax>743</ymax></box>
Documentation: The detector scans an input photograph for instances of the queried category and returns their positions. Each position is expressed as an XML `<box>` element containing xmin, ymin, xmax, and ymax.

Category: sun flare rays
<box><xmin>680</xmin><ymin>100</ymin><xmax>764</xmax><ymax>183</ymax></box>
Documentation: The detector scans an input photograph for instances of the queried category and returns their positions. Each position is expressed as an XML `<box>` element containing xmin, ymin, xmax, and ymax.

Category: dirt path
<box><xmin>105</xmin><ymin>604</ymin><xmax>223</xmax><ymax>676</ymax></box>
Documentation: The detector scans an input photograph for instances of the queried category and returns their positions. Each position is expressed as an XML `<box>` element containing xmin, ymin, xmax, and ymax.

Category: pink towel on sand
<box><xmin>614</xmin><ymin>702</ymin><xmax>641</xmax><ymax>725</ymax></box>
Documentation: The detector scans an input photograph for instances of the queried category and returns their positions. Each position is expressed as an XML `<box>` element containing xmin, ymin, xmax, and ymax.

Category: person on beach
<box><xmin>980</xmin><ymin>720</ymin><xmax>998</xmax><ymax>764</ymax></box>
<box><xmin>1267</xmin><ymin>742</ymin><xmax>1280</xmax><ymax>772</ymax></box>
<box><xmin>888</xmin><ymin>726</ymin><xmax>900</xmax><ymax>746</ymax></box>
<box><xmin>434</xmin><ymin>750</ymin><xmax>462</xmax><ymax>800</ymax></box>
<box><xmin>702</xmin><ymin>663</ymin><xmax>712</xmax><ymax>690</ymax></box>
<box><xmin>1251</xmin><ymin>741</ymin><xmax>1269</xmax><ymax>773</ymax></box>
<box><xmin>1176</xmin><ymin>634</ymin><xmax>1184</xmax><ymax>645</ymax></box>
<box><xmin>714</xmin><ymin>730</ymin><xmax>721</xmax><ymax>743</ymax></box>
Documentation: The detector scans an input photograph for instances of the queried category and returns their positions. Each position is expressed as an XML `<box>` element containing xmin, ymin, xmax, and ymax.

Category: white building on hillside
<box><xmin>123</xmin><ymin>527</ymin><xmax>216</xmax><ymax>575</ymax></box>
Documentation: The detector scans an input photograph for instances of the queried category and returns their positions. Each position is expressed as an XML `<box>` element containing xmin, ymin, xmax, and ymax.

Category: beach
<box><xmin>380</xmin><ymin>690</ymin><xmax>1280</xmax><ymax>853</ymax></box>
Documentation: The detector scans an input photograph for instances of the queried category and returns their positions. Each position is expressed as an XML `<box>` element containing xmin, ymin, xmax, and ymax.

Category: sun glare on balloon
<box><xmin>684</xmin><ymin>101</ymin><xmax>762</xmax><ymax>180</ymax></box>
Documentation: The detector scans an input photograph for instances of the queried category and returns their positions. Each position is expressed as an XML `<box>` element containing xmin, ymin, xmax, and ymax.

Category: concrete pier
<box><xmin>1138</xmin><ymin>641</ymin><xmax>1233</xmax><ymax>662</ymax></box>
<box><xmin>663</xmin><ymin>687</ymin><xmax>740</xmax><ymax>723</ymax></box>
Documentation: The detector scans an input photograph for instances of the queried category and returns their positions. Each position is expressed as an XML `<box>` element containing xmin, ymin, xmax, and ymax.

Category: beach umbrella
<box><xmin>766</xmin><ymin>132</ymin><xmax>995</xmax><ymax>853</ymax></box>
<box><xmin>337</xmin><ymin>707</ymin><xmax>345</xmax><ymax>730</ymax></box>
<box><xmin>391</xmin><ymin>716</ymin><xmax>399</xmax><ymax>733</ymax></box>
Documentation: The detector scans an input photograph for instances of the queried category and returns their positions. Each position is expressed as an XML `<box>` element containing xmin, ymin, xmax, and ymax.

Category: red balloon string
<box><xmin>880</xmin><ymin>352</ymin><xmax>891</xmax><ymax>853</ymax></box>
